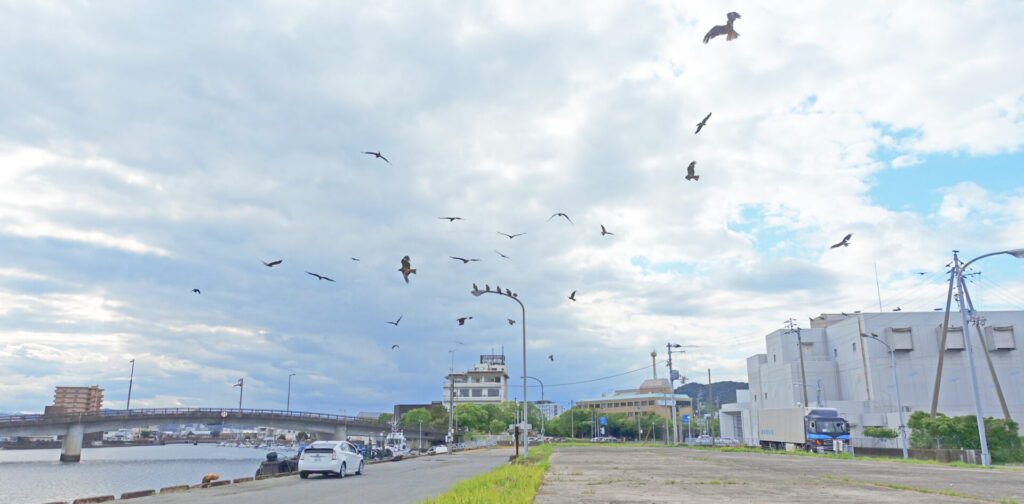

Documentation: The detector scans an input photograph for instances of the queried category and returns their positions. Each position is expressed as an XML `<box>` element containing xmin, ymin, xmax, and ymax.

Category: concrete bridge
<box><xmin>0</xmin><ymin>408</ymin><xmax>449</xmax><ymax>462</ymax></box>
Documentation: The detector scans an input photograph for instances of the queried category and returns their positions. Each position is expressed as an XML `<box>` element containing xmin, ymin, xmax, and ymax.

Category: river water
<box><xmin>0</xmin><ymin>444</ymin><xmax>295</xmax><ymax>504</ymax></box>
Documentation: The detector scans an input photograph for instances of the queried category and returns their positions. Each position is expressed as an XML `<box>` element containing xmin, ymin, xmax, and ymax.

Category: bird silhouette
<box><xmin>450</xmin><ymin>256</ymin><xmax>481</xmax><ymax>264</ymax></box>
<box><xmin>485</xmin><ymin>284</ymin><xmax>490</xmax><ymax>291</ymax></box>
<box><xmin>505</xmin><ymin>288</ymin><xmax>512</xmax><ymax>296</ymax></box>
<box><xmin>262</xmin><ymin>259</ymin><xmax>283</xmax><ymax>267</ymax></box>
<box><xmin>391</xmin><ymin>344</ymin><xmax>400</xmax><ymax>350</ymax></box>
<box><xmin>456</xmin><ymin>317</ymin><xmax>473</xmax><ymax>326</ymax></box>
<box><xmin>548</xmin><ymin>354</ymin><xmax>554</xmax><ymax>362</ymax></box>
<box><xmin>439</xmin><ymin>216</ymin><xmax>463</xmax><ymax>222</ymax></box>
<box><xmin>830</xmin><ymin>234</ymin><xmax>853</xmax><ymax>249</ymax></box>
<box><xmin>473</xmin><ymin>283</ymin><xmax>480</xmax><ymax>292</ymax></box>
<box><xmin>695</xmin><ymin>112</ymin><xmax>712</xmax><ymax>134</ymax></box>
<box><xmin>363</xmin><ymin>151</ymin><xmax>390</xmax><ymax>164</ymax></box>
<box><xmin>386</xmin><ymin>315</ymin><xmax>402</xmax><ymax>326</ymax></box>
<box><xmin>495</xmin><ymin>250</ymin><xmax>511</xmax><ymax>260</ymax></box>
<box><xmin>192</xmin><ymin>288</ymin><xmax>201</xmax><ymax>294</ymax></box>
<box><xmin>600</xmin><ymin>225</ymin><xmax>614</xmax><ymax>236</ymax></box>
<box><xmin>549</xmin><ymin>213</ymin><xmax>573</xmax><ymax>224</ymax></box>
<box><xmin>497</xmin><ymin>232</ymin><xmax>526</xmax><ymax>239</ymax></box>
<box><xmin>508</xmin><ymin>319</ymin><xmax>516</xmax><ymax>325</ymax></box>
<box><xmin>914</xmin><ymin>272</ymin><xmax>927</xmax><ymax>275</ymax></box>
<box><xmin>568</xmin><ymin>290</ymin><xmax>577</xmax><ymax>302</ymax></box>
<box><xmin>306</xmin><ymin>271</ymin><xmax>335</xmax><ymax>282</ymax></box>
<box><xmin>399</xmin><ymin>256</ymin><xmax>416</xmax><ymax>283</ymax></box>
<box><xmin>685</xmin><ymin>161</ymin><xmax>700</xmax><ymax>181</ymax></box>
<box><xmin>351</xmin><ymin>257</ymin><xmax>360</xmax><ymax>261</ymax></box>
<box><xmin>703</xmin><ymin>12</ymin><xmax>741</xmax><ymax>44</ymax></box>
<box><xmin>893</xmin><ymin>307</ymin><xmax>902</xmax><ymax>312</ymax></box>
<box><xmin>495</xmin><ymin>285</ymin><xmax>501</xmax><ymax>295</ymax></box>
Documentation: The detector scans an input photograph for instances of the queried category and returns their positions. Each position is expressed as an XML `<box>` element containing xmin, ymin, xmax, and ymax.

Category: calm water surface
<box><xmin>0</xmin><ymin>444</ymin><xmax>294</xmax><ymax>504</ymax></box>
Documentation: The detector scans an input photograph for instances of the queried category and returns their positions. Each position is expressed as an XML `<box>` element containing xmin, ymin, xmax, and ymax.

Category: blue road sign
<box><xmin>682</xmin><ymin>414</ymin><xmax>690</xmax><ymax>424</ymax></box>
<box><xmin>599</xmin><ymin>416</ymin><xmax>607</xmax><ymax>425</ymax></box>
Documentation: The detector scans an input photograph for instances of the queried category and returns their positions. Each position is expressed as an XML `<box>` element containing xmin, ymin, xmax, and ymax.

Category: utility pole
<box><xmin>707</xmin><ymin>369</ymin><xmax>714</xmax><ymax>447</ymax></box>
<box><xmin>931</xmin><ymin>253</ymin><xmax>959</xmax><ymax>417</ymax></box>
<box><xmin>955</xmin><ymin>266</ymin><xmax>991</xmax><ymax>466</ymax></box>
<box><xmin>961</xmin><ymin>277</ymin><xmax>1012</xmax><ymax>421</ymax></box>
<box><xmin>126</xmin><ymin>359</ymin><xmax>135</xmax><ymax>412</ymax></box>
<box><xmin>785</xmin><ymin>318</ymin><xmax>809</xmax><ymax>408</ymax></box>
<box><xmin>286</xmin><ymin>372</ymin><xmax>296</xmax><ymax>413</ymax></box>
<box><xmin>667</xmin><ymin>344</ymin><xmax>679</xmax><ymax>444</ymax></box>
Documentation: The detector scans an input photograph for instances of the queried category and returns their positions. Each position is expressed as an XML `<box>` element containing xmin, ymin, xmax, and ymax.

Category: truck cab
<box><xmin>804</xmin><ymin>409</ymin><xmax>851</xmax><ymax>452</ymax></box>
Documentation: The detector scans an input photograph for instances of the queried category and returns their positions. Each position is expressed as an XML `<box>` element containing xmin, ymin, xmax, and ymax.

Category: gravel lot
<box><xmin>534</xmin><ymin>446</ymin><xmax>1024</xmax><ymax>503</ymax></box>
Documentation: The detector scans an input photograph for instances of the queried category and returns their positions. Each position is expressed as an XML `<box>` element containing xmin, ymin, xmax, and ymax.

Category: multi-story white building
<box><xmin>533</xmin><ymin>400</ymin><xmax>563</xmax><ymax>420</ymax></box>
<box><xmin>443</xmin><ymin>354</ymin><xmax>509</xmax><ymax>409</ymax></box>
<box><xmin>720</xmin><ymin>311</ymin><xmax>1024</xmax><ymax>447</ymax></box>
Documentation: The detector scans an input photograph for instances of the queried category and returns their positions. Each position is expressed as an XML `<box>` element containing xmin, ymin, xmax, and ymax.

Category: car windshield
<box><xmin>812</xmin><ymin>420</ymin><xmax>849</xmax><ymax>434</ymax></box>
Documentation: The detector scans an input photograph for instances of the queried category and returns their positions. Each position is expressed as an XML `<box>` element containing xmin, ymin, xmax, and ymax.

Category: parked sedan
<box><xmin>298</xmin><ymin>440</ymin><xmax>364</xmax><ymax>479</ymax></box>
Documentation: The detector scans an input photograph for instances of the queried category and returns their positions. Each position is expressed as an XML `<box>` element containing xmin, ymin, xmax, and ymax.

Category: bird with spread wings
<box><xmin>685</xmin><ymin>161</ymin><xmax>700</xmax><ymax>181</ymax></box>
<box><xmin>830</xmin><ymin>234</ymin><xmax>852</xmax><ymax>249</ymax></box>
<box><xmin>703</xmin><ymin>12</ymin><xmax>741</xmax><ymax>44</ymax></box>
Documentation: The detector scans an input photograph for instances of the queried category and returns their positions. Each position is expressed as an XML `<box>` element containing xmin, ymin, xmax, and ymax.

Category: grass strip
<box><xmin>821</xmin><ymin>474</ymin><xmax>998</xmax><ymax>502</ymax></box>
<box><xmin>419</xmin><ymin>444</ymin><xmax>552</xmax><ymax>504</ymax></box>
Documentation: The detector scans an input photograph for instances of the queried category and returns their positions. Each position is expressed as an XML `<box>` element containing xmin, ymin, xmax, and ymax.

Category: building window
<box><xmin>472</xmin><ymin>388</ymin><xmax>483</xmax><ymax>397</ymax></box>
<box><xmin>833</xmin><ymin>348</ymin><xmax>837</xmax><ymax>358</ymax></box>
<box><xmin>852</xmin><ymin>342</ymin><xmax>856</xmax><ymax>352</ymax></box>
<box><xmin>487</xmin><ymin>389</ymin><xmax>498</xmax><ymax>397</ymax></box>
<box><xmin>773</xmin><ymin>354</ymin><xmax>776</xmax><ymax>363</ymax></box>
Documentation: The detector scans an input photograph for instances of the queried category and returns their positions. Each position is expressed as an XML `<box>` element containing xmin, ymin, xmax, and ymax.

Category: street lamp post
<box><xmin>233</xmin><ymin>378</ymin><xmax>244</xmax><ymax>411</ymax></box>
<box><xmin>286</xmin><ymin>373</ymin><xmax>296</xmax><ymax>413</ymax></box>
<box><xmin>636</xmin><ymin>407</ymin><xmax>641</xmax><ymax>442</ymax></box>
<box><xmin>863</xmin><ymin>334</ymin><xmax>909</xmax><ymax>459</ymax></box>
<box><xmin>447</xmin><ymin>349</ymin><xmax>457</xmax><ymax>446</ymax></box>
<box><xmin>666</xmin><ymin>344</ymin><xmax>681</xmax><ymax>444</ymax></box>
<box><xmin>953</xmin><ymin>248</ymin><xmax>1024</xmax><ymax>467</ymax></box>
<box><xmin>524</xmin><ymin>375</ymin><xmax>545</xmax><ymax>436</ymax></box>
<box><xmin>471</xmin><ymin>284</ymin><xmax>528</xmax><ymax>458</ymax></box>
<box><xmin>126</xmin><ymin>359</ymin><xmax>135</xmax><ymax>412</ymax></box>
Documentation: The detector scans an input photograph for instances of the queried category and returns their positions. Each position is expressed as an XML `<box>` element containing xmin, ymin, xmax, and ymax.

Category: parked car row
<box><xmin>589</xmin><ymin>436</ymin><xmax>620</xmax><ymax>443</ymax></box>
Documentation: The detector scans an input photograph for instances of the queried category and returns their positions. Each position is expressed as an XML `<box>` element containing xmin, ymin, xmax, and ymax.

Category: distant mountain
<box><xmin>675</xmin><ymin>381</ymin><xmax>748</xmax><ymax>410</ymax></box>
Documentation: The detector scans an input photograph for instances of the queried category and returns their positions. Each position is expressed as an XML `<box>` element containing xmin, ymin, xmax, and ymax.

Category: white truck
<box><xmin>758</xmin><ymin>407</ymin><xmax>851</xmax><ymax>453</ymax></box>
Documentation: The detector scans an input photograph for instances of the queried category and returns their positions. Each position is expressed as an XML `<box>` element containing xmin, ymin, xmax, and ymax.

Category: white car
<box><xmin>298</xmin><ymin>440</ymin><xmax>364</xmax><ymax>479</ymax></box>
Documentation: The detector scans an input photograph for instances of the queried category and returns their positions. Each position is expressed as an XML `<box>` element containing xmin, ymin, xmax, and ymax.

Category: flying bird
<box><xmin>685</xmin><ymin>161</ymin><xmax>699</xmax><ymax>181</ymax></box>
<box><xmin>830</xmin><ymin>233</ymin><xmax>853</xmax><ymax>249</ymax></box>
<box><xmin>549</xmin><ymin>213</ymin><xmax>573</xmax><ymax>224</ymax></box>
<box><xmin>306</xmin><ymin>271</ymin><xmax>335</xmax><ymax>282</ymax></box>
<box><xmin>391</xmin><ymin>344</ymin><xmax>400</xmax><ymax>350</ymax></box>
<box><xmin>386</xmin><ymin>315</ymin><xmax>402</xmax><ymax>326</ymax></box>
<box><xmin>450</xmin><ymin>256</ymin><xmax>481</xmax><ymax>264</ymax></box>
<box><xmin>703</xmin><ymin>12</ymin><xmax>741</xmax><ymax>44</ymax></box>
<box><xmin>600</xmin><ymin>224</ymin><xmax>614</xmax><ymax>236</ymax></box>
<box><xmin>439</xmin><ymin>216</ymin><xmax>463</xmax><ymax>222</ymax></box>
<box><xmin>456</xmin><ymin>317</ymin><xmax>473</xmax><ymax>326</ymax></box>
<box><xmin>568</xmin><ymin>290</ymin><xmax>577</xmax><ymax>302</ymax></box>
<box><xmin>548</xmin><ymin>354</ymin><xmax>554</xmax><ymax>362</ymax></box>
<box><xmin>351</xmin><ymin>257</ymin><xmax>360</xmax><ymax>262</ymax></box>
<box><xmin>914</xmin><ymin>272</ymin><xmax>928</xmax><ymax>275</ymax></box>
<box><xmin>363</xmin><ymin>151</ymin><xmax>390</xmax><ymax>164</ymax></box>
<box><xmin>508</xmin><ymin>319</ymin><xmax>516</xmax><ymax>325</ymax></box>
<box><xmin>893</xmin><ymin>307</ymin><xmax>902</xmax><ymax>312</ymax></box>
<box><xmin>262</xmin><ymin>259</ymin><xmax>283</xmax><ymax>267</ymax></box>
<box><xmin>695</xmin><ymin>112</ymin><xmax>712</xmax><ymax>134</ymax></box>
<box><xmin>399</xmin><ymin>256</ymin><xmax>416</xmax><ymax>283</ymax></box>
<box><xmin>497</xmin><ymin>232</ymin><xmax>526</xmax><ymax>239</ymax></box>
<box><xmin>192</xmin><ymin>288</ymin><xmax>201</xmax><ymax>294</ymax></box>
<box><xmin>495</xmin><ymin>250</ymin><xmax>511</xmax><ymax>260</ymax></box>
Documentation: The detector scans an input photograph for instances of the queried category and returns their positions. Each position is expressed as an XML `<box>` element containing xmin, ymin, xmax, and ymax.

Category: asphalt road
<box><xmin>133</xmin><ymin>448</ymin><xmax>513</xmax><ymax>504</ymax></box>
<box><xmin>535</xmin><ymin>446</ymin><xmax>1024</xmax><ymax>503</ymax></box>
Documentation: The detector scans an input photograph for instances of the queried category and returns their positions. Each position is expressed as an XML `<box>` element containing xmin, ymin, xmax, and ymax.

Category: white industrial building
<box><xmin>720</xmin><ymin>311</ymin><xmax>1024</xmax><ymax>448</ymax></box>
<box><xmin>533</xmin><ymin>400</ymin><xmax>564</xmax><ymax>420</ymax></box>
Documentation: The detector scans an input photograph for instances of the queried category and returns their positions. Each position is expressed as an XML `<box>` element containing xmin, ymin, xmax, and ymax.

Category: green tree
<box><xmin>377</xmin><ymin>413</ymin><xmax>394</xmax><ymax>423</ymax></box>
<box><xmin>489</xmin><ymin>418</ymin><xmax>507</xmax><ymax>434</ymax></box>
<box><xmin>296</xmin><ymin>431</ymin><xmax>308</xmax><ymax>441</ymax></box>
<box><xmin>139</xmin><ymin>430</ymin><xmax>152</xmax><ymax>438</ymax></box>
<box><xmin>278</xmin><ymin>434</ymin><xmax>286</xmax><ymax>440</ymax></box>
<box><xmin>455</xmin><ymin>403</ymin><xmax>489</xmax><ymax>432</ymax></box>
<box><xmin>401</xmin><ymin>408</ymin><xmax>432</xmax><ymax>426</ymax></box>
<box><xmin>907</xmin><ymin>410</ymin><xmax>1023</xmax><ymax>463</ymax></box>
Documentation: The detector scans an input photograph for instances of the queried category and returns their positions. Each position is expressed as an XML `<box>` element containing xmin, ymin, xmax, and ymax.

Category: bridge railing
<box><xmin>0</xmin><ymin>409</ymin><xmax>447</xmax><ymax>435</ymax></box>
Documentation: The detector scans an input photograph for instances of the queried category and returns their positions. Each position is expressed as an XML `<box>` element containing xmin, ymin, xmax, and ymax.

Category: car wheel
<box><xmin>299</xmin><ymin>471</ymin><xmax>309</xmax><ymax>479</ymax></box>
<box><xmin>338</xmin><ymin>462</ymin><xmax>346</xmax><ymax>478</ymax></box>
<box><xmin>356</xmin><ymin>460</ymin><xmax>364</xmax><ymax>475</ymax></box>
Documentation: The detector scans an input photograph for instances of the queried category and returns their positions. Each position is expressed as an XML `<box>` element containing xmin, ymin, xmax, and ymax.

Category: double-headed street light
<box><xmin>471</xmin><ymin>283</ymin><xmax>528</xmax><ymax>458</ymax></box>
<box><xmin>862</xmin><ymin>333</ymin><xmax>909</xmax><ymax>459</ymax></box>
<box><xmin>953</xmin><ymin>248</ymin><xmax>1024</xmax><ymax>467</ymax></box>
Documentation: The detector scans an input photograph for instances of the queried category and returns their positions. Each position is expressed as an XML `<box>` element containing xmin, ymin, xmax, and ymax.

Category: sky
<box><xmin>2</xmin><ymin>1</ymin><xmax>1023</xmax><ymax>416</ymax></box>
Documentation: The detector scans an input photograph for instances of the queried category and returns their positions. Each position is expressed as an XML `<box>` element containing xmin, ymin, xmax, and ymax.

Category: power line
<box><xmin>508</xmin><ymin>359</ymin><xmax>668</xmax><ymax>389</ymax></box>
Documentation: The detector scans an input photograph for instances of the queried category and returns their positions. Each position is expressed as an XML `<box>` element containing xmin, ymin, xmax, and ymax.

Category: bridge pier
<box><xmin>333</xmin><ymin>424</ymin><xmax>348</xmax><ymax>440</ymax></box>
<box><xmin>60</xmin><ymin>423</ymin><xmax>85</xmax><ymax>462</ymax></box>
